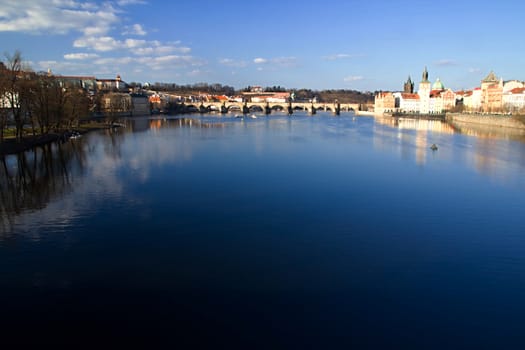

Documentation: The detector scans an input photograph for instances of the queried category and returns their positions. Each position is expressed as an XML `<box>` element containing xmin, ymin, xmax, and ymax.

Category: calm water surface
<box><xmin>1</xmin><ymin>112</ymin><xmax>525</xmax><ymax>348</ymax></box>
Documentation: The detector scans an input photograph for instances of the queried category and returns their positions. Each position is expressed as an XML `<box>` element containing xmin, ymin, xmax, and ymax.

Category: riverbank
<box><xmin>0</xmin><ymin>124</ymin><xmax>117</xmax><ymax>156</ymax></box>
<box><xmin>445</xmin><ymin>113</ymin><xmax>525</xmax><ymax>129</ymax></box>
<box><xmin>355</xmin><ymin>110</ymin><xmax>376</xmax><ymax>116</ymax></box>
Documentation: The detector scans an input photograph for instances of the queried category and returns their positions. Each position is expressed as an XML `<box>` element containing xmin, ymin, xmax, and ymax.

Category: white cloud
<box><xmin>219</xmin><ymin>58</ymin><xmax>247</xmax><ymax>68</ymax></box>
<box><xmin>124</xmin><ymin>38</ymin><xmax>147</xmax><ymax>48</ymax></box>
<box><xmin>0</xmin><ymin>0</ymin><xmax>206</xmax><ymax>81</ymax></box>
<box><xmin>73</xmin><ymin>35</ymin><xmax>192</xmax><ymax>56</ymax></box>
<box><xmin>323</xmin><ymin>53</ymin><xmax>362</xmax><ymax>61</ymax></box>
<box><xmin>85</xmin><ymin>54</ymin><xmax>206</xmax><ymax>74</ymax></box>
<box><xmin>344</xmin><ymin>76</ymin><xmax>364</xmax><ymax>82</ymax></box>
<box><xmin>187</xmin><ymin>69</ymin><xmax>204</xmax><ymax>77</ymax></box>
<box><xmin>253</xmin><ymin>57</ymin><xmax>298</xmax><ymax>68</ymax></box>
<box><xmin>123</xmin><ymin>24</ymin><xmax>147</xmax><ymax>36</ymax></box>
<box><xmin>64</xmin><ymin>53</ymin><xmax>100</xmax><ymax>60</ymax></box>
<box><xmin>133</xmin><ymin>41</ymin><xmax>191</xmax><ymax>56</ymax></box>
<box><xmin>117</xmin><ymin>0</ymin><xmax>147</xmax><ymax>5</ymax></box>
<box><xmin>35</xmin><ymin>60</ymin><xmax>93</xmax><ymax>75</ymax></box>
<box><xmin>273</xmin><ymin>57</ymin><xmax>297</xmax><ymax>67</ymax></box>
<box><xmin>0</xmin><ymin>0</ymin><xmax>119</xmax><ymax>35</ymax></box>
<box><xmin>434</xmin><ymin>59</ymin><xmax>458</xmax><ymax>66</ymax></box>
<box><xmin>74</xmin><ymin>36</ymin><xmax>121</xmax><ymax>52</ymax></box>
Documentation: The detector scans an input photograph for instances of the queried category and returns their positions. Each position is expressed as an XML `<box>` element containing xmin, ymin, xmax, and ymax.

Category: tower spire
<box><xmin>404</xmin><ymin>75</ymin><xmax>414</xmax><ymax>93</ymax></box>
<box><xmin>422</xmin><ymin>66</ymin><xmax>429</xmax><ymax>82</ymax></box>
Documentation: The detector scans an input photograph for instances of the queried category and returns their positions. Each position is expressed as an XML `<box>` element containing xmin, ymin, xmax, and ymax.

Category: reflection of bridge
<box><xmin>186</xmin><ymin>101</ymin><xmax>361</xmax><ymax>114</ymax></box>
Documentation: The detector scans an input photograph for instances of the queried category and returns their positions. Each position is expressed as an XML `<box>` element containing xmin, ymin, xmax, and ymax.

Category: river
<box><xmin>1</xmin><ymin>112</ymin><xmax>525</xmax><ymax>347</ymax></box>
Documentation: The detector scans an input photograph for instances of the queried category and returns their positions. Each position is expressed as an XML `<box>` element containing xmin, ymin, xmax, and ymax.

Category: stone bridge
<box><xmin>185</xmin><ymin>101</ymin><xmax>362</xmax><ymax>115</ymax></box>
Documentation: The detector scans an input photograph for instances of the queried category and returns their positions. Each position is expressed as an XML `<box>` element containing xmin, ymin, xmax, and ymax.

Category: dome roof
<box><xmin>432</xmin><ymin>78</ymin><xmax>445</xmax><ymax>90</ymax></box>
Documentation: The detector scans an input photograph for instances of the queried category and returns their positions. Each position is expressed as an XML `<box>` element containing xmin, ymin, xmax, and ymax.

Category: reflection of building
<box><xmin>376</xmin><ymin>116</ymin><xmax>456</xmax><ymax>134</ymax></box>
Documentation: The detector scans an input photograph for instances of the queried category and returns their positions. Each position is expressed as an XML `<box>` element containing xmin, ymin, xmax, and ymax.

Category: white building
<box><xmin>418</xmin><ymin>67</ymin><xmax>431</xmax><ymax>114</ymax></box>
<box><xmin>394</xmin><ymin>92</ymin><xmax>420</xmax><ymax>113</ymax></box>
<box><xmin>503</xmin><ymin>80</ymin><xmax>524</xmax><ymax>93</ymax></box>
<box><xmin>463</xmin><ymin>88</ymin><xmax>482</xmax><ymax>112</ymax></box>
<box><xmin>503</xmin><ymin>87</ymin><xmax>525</xmax><ymax>113</ymax></box>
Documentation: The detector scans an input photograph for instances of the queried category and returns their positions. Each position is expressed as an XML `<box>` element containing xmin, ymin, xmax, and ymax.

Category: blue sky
<box><xmin>1</xmin><ymin>0</ymin><xmax>524</xmax><ymax>92</ymax></box>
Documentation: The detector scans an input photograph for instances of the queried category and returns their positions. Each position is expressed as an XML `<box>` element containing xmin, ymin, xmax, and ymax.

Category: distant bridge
<box><xmin>184</xmin><ymin>101</ymin><xmax>363</xmax><ymax>115</ymax></box>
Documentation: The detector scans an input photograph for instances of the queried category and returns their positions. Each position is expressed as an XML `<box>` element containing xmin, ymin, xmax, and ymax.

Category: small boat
<box><xmin>430</xmin><ymin>144</ymin><xmax>438</xmax><ymax>151</ymax></box>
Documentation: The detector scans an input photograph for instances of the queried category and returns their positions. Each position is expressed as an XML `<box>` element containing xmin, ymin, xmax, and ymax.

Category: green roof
<box><xmin>432</xmin><ymin>78</ymin><xmax>444</xmax><ymax>90</ymax></box>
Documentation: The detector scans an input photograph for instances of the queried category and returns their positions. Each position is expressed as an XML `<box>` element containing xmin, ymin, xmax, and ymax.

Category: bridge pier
<box><xmin>243</xmin><ymin>102</ymin><xmax>249</xmax><ymax>115</ymax></box>
<box><xmin>287</xmin><ymin>102</ymin><xmax>293</xmax><ymax>116</ymax></box>
<box><xmin>334</xmin><ymin>100</ymin><xmax>341</xmax><ymax>116</ymax></box>
<box><xmin>265</xmin><ymin>102</ymin><xmax>271</xmax><ymax>115</ymax></box>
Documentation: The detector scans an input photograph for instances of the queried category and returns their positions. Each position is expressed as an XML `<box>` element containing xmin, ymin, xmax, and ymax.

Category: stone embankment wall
<box><xmin>446</xmin><ymin>113</ymin><xmax>525</xmax><ymax>129</ymax></box>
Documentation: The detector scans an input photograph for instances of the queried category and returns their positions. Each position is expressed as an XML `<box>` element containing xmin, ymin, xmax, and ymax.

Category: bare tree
<box><xmin>3</xmin><ymin>51</ymin><xmax>30</xmax><ymax>142</ymax></box>
<box><xmin>64</xmin><ymin>88</ymin><xmax>91</xmax><ymax>128</ymax></box>
<box><xmin>0</xmin><ymin>61</ymin><xmax>8</xmax><ymax>142</ymax></box>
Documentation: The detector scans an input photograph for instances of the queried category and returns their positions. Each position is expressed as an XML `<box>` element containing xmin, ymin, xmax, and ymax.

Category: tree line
<box><xmin>129</xmin><ymin>81</ymin><xmax>237</xmax><ymax>96</ymax></box>
<box><xmin>130</xmin><ymin>81</ymin><xmax>374</xmax><ymax>104</ymax></box>
<box><xmin>0</xmin><ymin>51</ymin><xmax>92</xmax><ymax>143</ymax></box>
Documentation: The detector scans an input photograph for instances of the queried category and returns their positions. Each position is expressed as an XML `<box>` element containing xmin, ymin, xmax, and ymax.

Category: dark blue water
<box><xmin>2</xmin><ymin>113</ymin><xmax>525</xmax><ymax>348</ymax></box>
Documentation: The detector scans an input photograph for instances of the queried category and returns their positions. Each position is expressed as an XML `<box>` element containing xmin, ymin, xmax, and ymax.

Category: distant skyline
<box><xmin>1</xmin><ymin>0</ymin><xmax>524</xmax><ymax>92</ymax></box>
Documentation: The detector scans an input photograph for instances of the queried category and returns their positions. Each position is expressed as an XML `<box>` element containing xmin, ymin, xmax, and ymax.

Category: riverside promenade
<box><xmin>445</xmin><ymin>113</ymin><xmax>525</xmax><ymax>129</ymax></box>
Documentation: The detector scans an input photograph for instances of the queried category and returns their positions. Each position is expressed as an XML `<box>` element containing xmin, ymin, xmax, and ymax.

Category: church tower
<box><xmin>418</xmin><ymin>67</ymin><xmax>431</xmax><ymax>114</ymax></box>
<box><xmin>404</xmin><ymin>76</ymin><xmax>414</xmax><ymax>93</ymax></box>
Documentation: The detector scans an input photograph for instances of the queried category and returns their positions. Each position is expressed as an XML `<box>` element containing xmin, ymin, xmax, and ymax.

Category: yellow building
<box><xmin>374</xmin><ymin>92</ymin><xmax>396</xmax><ymax>114</ymax></box>
<box><xmin>481</xmin><ymin>71</ymin><xmax>503</xmax><ymax>113</ymax></box>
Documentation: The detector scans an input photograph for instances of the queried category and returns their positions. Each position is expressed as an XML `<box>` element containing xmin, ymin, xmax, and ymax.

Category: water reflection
<box><xmin>376</xmin><ymin>116</ymin><xmax>456</xmax><ymax>134</ymax></box>
<box><xmin>373</xmin><ymin>115</ymin><xmax>525</xmax><ymax>186</ymax></box>
<box><xmin>2</xmin><ymin>114</ymin><xmax>525</xmax><ymax>237</ymax></box>
<box><xmin>0</xmin><ymin>140</ymin><xmax>87</xmax><ymax>235</ymax></box>
<box><xmin>2</xmin><ymin>114</ymin><xmax>525</xmax><ymax>347</ymax></box>
<box><xmin>450</xmin><ymin>120</ymin><xmax>525</xmax><ymax>142</ymax></box>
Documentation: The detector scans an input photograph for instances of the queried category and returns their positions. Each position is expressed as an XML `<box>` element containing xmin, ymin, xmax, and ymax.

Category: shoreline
<box><xmin>380</xmin><ymin>112</ymin><xmax>525</xmax><ymax>129</ymax></box>
<box><xmin>3</xmin><ymin>113</ymin><xmax>525</xmax><ymax>156</ymax></box>
<box><xmin>445</xmin><ymin>113</ymin><xmax>525</xmax><ymax>130</ymax></box>
<box><xmin>0</xmin><ymin>125</ymin><xmax>115</xmax><ymax>156</ymax></box>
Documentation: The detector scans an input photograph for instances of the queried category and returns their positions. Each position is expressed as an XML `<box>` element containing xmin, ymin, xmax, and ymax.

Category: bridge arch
<box><xmin>248</xmin><ymin>105</ymin><xmax>264</xmax><ymax>112</ymax></box>
<box><xmin>226</xmin><ymin>105</ymin><xmax>241</xmax><ymax>112</ymax></box>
